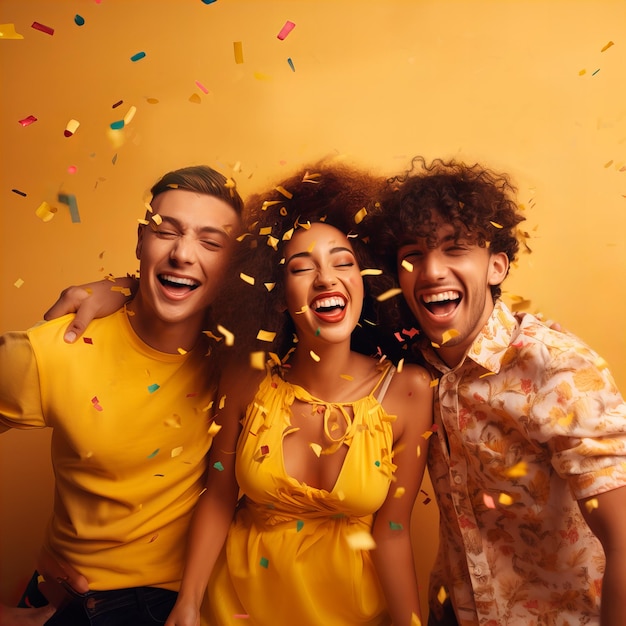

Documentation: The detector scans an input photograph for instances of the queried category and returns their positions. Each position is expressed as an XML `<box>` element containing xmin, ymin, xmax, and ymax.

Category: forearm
<box><xmin>600</xmin><ymin>549</ymin><xmax>626</xmax><ymax>626</ymax></box>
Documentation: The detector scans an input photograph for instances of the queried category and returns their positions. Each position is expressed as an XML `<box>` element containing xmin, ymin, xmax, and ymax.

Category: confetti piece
<box><xmin>592</xmin><ymin>68</ymin><xmax>600</xmax><ymax>76</ymax></box>
<box><xmin>309</xmin><ymin>350</ymin><xmax>320</xmax><ymax>362</ymax></box>
<box><xmin>91</xmin><ymin>396</ymin><xmax>103</xmax><ymax>412</ymax></box>
<box><xmin>277</xmin><ymin>20</ymin><xmax>296</xmax><ymax>40</ymax></box>
<box><xmin>257</xmin><ymin>330</ymin><xmax>276</xmax><ymax>342</ymax></box>
<box><xmin>11</xmin><ymin>189</ymin><xmax>27</xmax><ymax>197</ymax></box>
<box><xmin>74</xmin><ymin>15</ymin><xmax>85</xmax><ymax>26</ymax></box>
<box><xmin>83</xmin><ymin>337</ymin><xmax>93</xmax><ymax>345</ymax></box>
<box><xmin>58</xmin><ymin>193</ymin><xmax>81</xmax><ymax>223</ymax></box>
<box><xmin>177</xmin><ymin>347</ymin><xmax>187</xmax><ymax>355</ymax></box>
<box><xmin>130</xmin><ymin>51</ymin><xmax>146</xmax><ymax>62</ymax></box>
<box><xmin>219</xmin><ymin>395</ymin><xmax>226</xmax><ymax>409</ymax></box>
<box><xmin>397</xmin><ymin>358</ymin><xmax>404</xmax><ymax>373</ymax></box>
<box><xmin>401</xmin><ymin>259</ymin><xmax>414</xmax><ymax>272</ymax></box>
<box><xmin>213</xmin><ymin>461</ymin><xmax>224</xmax><ymax>471</ymax></box>
<box><xmin>151</xmin><ymin>213</ymin><xmax>162</xmax><ymax>225</ymax></box>
<box><xmin>264</xmin><ymin>282</ymin><xmax>276</xmax><ymax>292</ymax></box>
<box><xmin>207</xmin><ymin>422</ymin><xmax>222</xmax><ymax>437</ymax></box>
<box><xmin>19</xmin><ymin>115</ymin><xmax>37</xmax><ymax>127</ymax></box>
<box><xmin>394</xmin><ymin>487</ymin><xmax>406</xmax><ymax>498</ymax></box>
<box><xmin>35</xmin><ymin>201</ymin><xmax>56</xmax><ymax>222</ymax></box>
<box><xmin>578</xmin><ymin>69</ymin><xmax>587</xmax><ymax>76</ymax></box>
<box><xmin>0</xmin><ymin>24</ymin><xmax>24</xmax><ymax>39</ymax></box>
<box><xmin>360</xmin><ymin>269</ymin><xmax>382</xmax><ymax>277</ymax></box>
<box><xmin>604</xmin><ymin>159</ymin><xmax>614</xmax><ymax>168</ymax></box>
<box><xmin>346</xmin><ymin>531</ymin><xmax>376</xmax><ymax>550</ymax></box>
<box><xmin>240</xmin><ymin>272</ymin><xmax>255</xmax><ymax>285</ymax></box>
<box><xmin>275</xmin><ymin>185</ymin><xmax>293</xmax><ymax>199</ymax></box>
<box><xmin>148</xmin><ymin>534</ymin><xmax>159</xmax><ymax>542</ymax></box>
<box><xmin>354</xmin><ymin>207</ymin><xmax>367</xmax><ymax>224</ymax></box>
<box><xmin>67</xmin><ymin>165</ymin><xmax>77</xmax><ymax>174</ymax></box>
<box><xmin>112</xmin><ymin>100</ymin><xmax>123</xmax><ymax>108</ymax></box>
<box><xmin>250</xmin><ymin>351</ymin><xmax>266</xmax><ymax>370</ymax></box>
<box><xmin>259</xmin><ymin>557</ymin><xmax>269</xmax><ymax>568</ymax></box>
<box><xmin>601</xmin><ymin>41</ymin><xmax>614</xmax><ymax>52</ymax></box>
<box><xmin>411</xmin><ymin>613</ymin><xmax>422</xmax><ymax>626</ymax></box>
<box><xmin>217</xmin><ymin>324</ymin><xmax>234</xmax><ymax>346</ymax></box>
<box><xmin>437</xmin><ymin>586</ymin><xmax>448</xmax><ymax>605</ymax></box>
<box><xmin>296</xmin><ymin>520</ymin><xmax>304</xmax><ymax>532</ymax></box>
<box><xmin>171</xmin><ymin>446</ymin><xmax>183</xmax><ymax>458</ymax></box>
<box><xmin>31</xmin><ymin>22</ymin><xmax>54</xmax><ymax>36</ymax></box>
<box><xmin>421</xmin><ymin>430</ymin><xmax>434</xmax><ymax>440</ymax></box>
<box><xmin>441</xmin><ymin>329</ymin><xmax>460</xmax><ymax>345</ymax></box>
<box><xmin>110</xmin><ymin>120</ymin><xmax>124</xmax><ymax>130</ymax></box>
<box><xmin>376</xmin><ymin>288</ymin><xmax>402</xmax><ymax>302</ymax></box>
<box><xmin>584</xmin><ymin>498</ymin><xmax>599</xmax><ymax>513</ymax></box>
<box><xmin>310</xmin><ymin>443</ymin><xmax>322</xmax><ymax>457</ymax></box>
<box><xmin>14</xmin><ymin>278</ymin><xmax>24</xmax><ymax>288</ymax></box>
<box><xmin>189</xmin><ymin>93</ymin><xmax>201</xmax><ymax>104</ymax></box>
<box><xmin>483</xmin><ymin>492</ymin><xmax>496</xmax><ymax>509</ymax></box>
<box><xmin>195</xmin><ymin>80</ymin><xmax>209</xmax><ymax>94</ymax></box>
<box><xmin>147</xmin><ymin>383</ymin><xmax>160</xmax><ymax>393</ymax></box>
<box><xmin>146</xmin><ymin>97</ymin><xmax>159</xmax><ymax>104</ymax></box>
<box><xmin>504</xmin><ymin>461</ymin><xmax>528</xmax><ymax>478</ymax></box>
<box><xmin>123</xmin><ymin>106</ymin><xmax>137</xmax><ymax>125</ymax></box>
<box><xmin>287</xmin><ymin>57</ymin><xmax>295</xmax><ymax>71</ymax></box>
<box><xmin>498</xmin><ymin>493</ymin><xmax>513</xmax><ymax>506</ymax></box>
<box><xmin>489</xmin><ymin>221</ymin><xmax>503</xmax><ymax>229</ymax></box>
<box><xmin>233</xmin><ymin>41</ymin><xmax>244</xmax><ymax>64</ymax></box>
<box><xmin>253</xmin><ymin>72</ymin><xmax>271</xmax><ymax>81</ymax></box>
<box><xmin>389</xmin><ymin>521</ymin><xmax>403</xmax><ymax>531</ymax></box>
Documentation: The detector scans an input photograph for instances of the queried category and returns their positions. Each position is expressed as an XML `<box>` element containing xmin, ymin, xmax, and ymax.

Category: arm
<box><xmin>165</xmin><ymin>366</ymin><xmax>256</xmax><ymax>626</ymax></box>
<box><xmin>43</xmin><ymin>277</ymin><xmax>137</xmax><ymax>343</ymax></box>
<box><xmin>579</xmin><ymin>486</ymin><xmax>626</xmax><ymax>626</ymax></box>
<box><xmin>372</xmin><ymin>365</ymin><xmax>433</xmax><ymax>626</ymax></box>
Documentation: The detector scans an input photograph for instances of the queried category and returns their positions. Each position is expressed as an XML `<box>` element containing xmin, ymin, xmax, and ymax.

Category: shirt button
<box><xmin>447</xmin><ymin>373</ymin><xmax>457</xmax><ymax>383</ymax></box>
<box><xmin>473</xmin><ymin>565</ymin><xmax>483</xmax><ymax>576</ymax></box>
<box><xmin>453</xmin><ymin>475</ymin><xmax>463</xmax><ymax>484</ymax></box>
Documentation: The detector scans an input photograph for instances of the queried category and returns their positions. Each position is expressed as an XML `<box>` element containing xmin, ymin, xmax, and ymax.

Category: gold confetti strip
<box><xmin>264</xmin><ymin>282</ymin><xmax>276</xmax><ymax>292</ymax></box>
<box><xmin>259</xmin><ymin>226</ymin><xmax>272</xmax><ymax>235</ymax></box>
<box><xmin>217</xmin><ymin>324</ymin><xmax>234</xmax><ymax>346</ymax></box>
<box><xmin>207</xmin><ymin>422</ymin><xmax>222</xmax><ymax>437</ymax></box>
<box><xmin>14</xmin><ymin>278</ymin><xmax>24</xmax><ymax>288</ymax></box>
<box><xmin>250</xmin><ymin>351</ymin><xmax>266</xmax><ymax>370</ymax></box>
<box><xmin>490</xmin><ymin>221</ymin><xmax>503</xmax><ymax>229</ymax></box>
<box><xmin>397</xmin><ymin>358</ymin><xmax>405</xmax><ymax>373</ymax></box>
<box><xmin>437</xmin><ymin>586</ymin><xmax>448</xmax><ymax>605</ymax></box>
<box><xmin>111</xmin><ymin>286</ymin><xmax>132</xmax><ymax>297</ymax></box>
<box><xmin>171</xmin><ymin>446</ymin><xmax>183</xmax><ymax>458</ymax></box>
<box><xmin>604</xmin><ymin>159</ymin><xmax>614</xmax><ymax>168</ymax></box>
<box><xmin>441</xmin><ymin>329</ymin><xmax>460</xmax><ymax>345</ymax></box>
<box><xmin>267</xmin><ymin>236</ymin><xmax>279</xmax><ymax>250</ymax></box>
<box><xmin>282</xmin><ymin>228</ymin><xmax>294</xmax><ymax>241</ymax></box>
<box><xmin>218</xmin><ymin>395</ymin><xmax>226</xmax><ymax>409</ymax></box>
<box><xmin>295</xmin><ymin>305</ymin><xmax>309</xmax><ymax>315</ymax></box>
<box><xmin>601</xmin><ymin>40</ymin><xmax>614</xmax><ymax>52</ymax></box>
<box><xmin>421</xmin><ymin>430</ymin><xmax>434</xmax><ymax>440</ymax></box>
<box><xmin>310</xmin><ymin>442</ymin><xmax>322</xmax><ymax>457</ymax></box>
<box><xmin>35</xmin><ymin>201</ymin><xmax>56</xmax><ymax>222</ymax></box>
<box><xmin>151</xmin><ymin>213</ymin><xmax>162</xmax><ymax>225</ymax></box>
<box><xmin>262</xmin><ymin>200</ymin><xmax>281</xmax><ymax>210</ymax></box>
<box><xmin>354</xmin><ymin>207</ymin><xmax>367</xmax><ymax>224</ymax></box>
<box><xmin>138</xmin><ymin>218</ymin><xmax>150</xmax><ymax>225</ymax></box>
<box><xmin>236</xmin><ymin>232</ymin><xmax>252</xmax><ymax>242</ymax></box>
<box><xmin>578</xmin><ymin>69</ymin><xmax>587</xmax><ymax>76</ymax></box>
<box><xmin>410</xmin><ymin>613</ymin><xmax>422</xmax><ymax>626</ymax></box>
<box><xmin>360</xmin><ymin>268</ymin><xmax>383</xmax><ymax>276</ymax></box>
<box><xmin>233</xmin><ymin>41</ymin><xmax>244</xmax><ymax>64</ymax></box>
<box><xmin>123</xmin><ymin>105</ymin><xmax>137</xmax><ymax>125</ymax></box>
<box><xmin>346</xmin><ymin>531</ymin><xmax>376</xmax><ymax>550</ymax></box>
<box><xmin>504</xmin><ymin>461</ymin><xmax>528</xmax><ymax>478</ymax></box>
<box><xmin>164</xmin><ymin>415</ymin><xmax>182</xmax><ymax>428</ymax></box>
<box><xmin>585</xmin><ymin>497</ymin><xmax>599</xmax><ymax>513</ymax></box>
<box><xmin>376</xmin><ymin>288</ymin><xmax>403</xmax><ymax>302</ymax></box>
<box><xmin>256</xmin><ymin>330</ymin><xmax>276</xmax><ymax>342</ymax></box>
<box><xmin>479</xmin><ymin>371</ymin><xmax>496</xmax><ymax>378</ymax></box>
<box><xmin>201</xmin><ymin>401</ymin><xmax>214</xmax><ymax>412</ymax></box>
<box><xmin>309</xmin><ymin>350</ymin><xmax>320</xmax><ymax>362</ymax></box>
<box><xmin>302</xmin><ymin>171</ymin><xmax>321</xmax><ymax>183</ymax></box>
<box><xmin>498</xmin><ymin>493</ymin><xmax>513</xmax><ymax>506</ymax></box>
<box><xmin>240</xmin><ymin>272</ymin><xmax>255</xmax><ymax>285</ymax></box>
<box><xmin>340</xmin><ymin>374</ymin><xmax>354</xmax><ymax>381</ymax></box>
<box><xmin>203</xmin><ymin>331</ymin><xmax>223</xmax><ymax>342</ymax></box>
<box><xmin>275</xmin><ymin>185</ymin><xmax>293</xmax><ymax>199</ymax></box>
<box><xmin>401</xmin><ymin>259</ymin><xmax>414</xmax><ymax>272</ymax></box>
<box><xmin>429</xmin><ymin>378</ymin><xmax>439</xmax><ymax>388</ymax></box>
<box><xmin>177</xmin><ymin>347</ymin><xmax>187</xmax><ymax>355</ymax></box>
<box><xmin>394</xmin><ymin>486</ymin><xmax>405</xmax><ymax>498</ymax></box>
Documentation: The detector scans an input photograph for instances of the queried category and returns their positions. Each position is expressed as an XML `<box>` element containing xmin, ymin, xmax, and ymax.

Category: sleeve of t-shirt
<box><xmin>0</xmin><ymin>330</ymin><xmax>46</xmax><ymax>433</ymax></box>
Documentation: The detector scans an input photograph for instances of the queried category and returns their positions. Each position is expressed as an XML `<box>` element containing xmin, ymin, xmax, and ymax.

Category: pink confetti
<box><xmin>483</xmin><ymin>493</ymin><xmax>496</xmax><ymax>509</ymax></box>
<box><xmin>195</xmin><ymin>80</ymin><xmax>209</xmax><ymax>94</ymax></box>
<box><xmin>68</xmin><ymin>165</ymin><xmax>77</xmax><ymax>174</ymax></box>
<box><xmin>277</xmin><ymin>20</ymin><xmax>295</xmax><ymax>40</ymax></box>
<box><xmin>31</xmin><ymin>21</ymin><xmax>54</xmax><ymax>35</ymax></box>
<box><xmin>18</xmin><ymin>115</ymin><xmax>38</xmax><ymax>127</ymax></box>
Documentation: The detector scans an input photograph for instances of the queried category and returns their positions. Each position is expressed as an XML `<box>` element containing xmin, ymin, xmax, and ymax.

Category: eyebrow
<box><xmin>285</xmin><ymin>246</ymin><xmax>355</xmax><ymax>266</ymax></box>
<box><xmin>155</xmin><ymin>215</ymin><xmax>233</xmax><ymax>236</ymax></box>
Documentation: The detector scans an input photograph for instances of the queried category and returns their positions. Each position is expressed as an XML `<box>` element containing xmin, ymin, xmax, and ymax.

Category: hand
<box><xmin>164</xmin><ymin>599</ymin><xmax>201</xmax><ymax>626</ymax></box>
<box><xmin>43</xmin><ymin>277</ymin><xmax>136</xmax><ymax>343</ymax></box>
<box><xmin>0</xmin><ymin>605</ymin><xmax>55</xmax><ymax>626</ymax></box>
<box><xmin>36</xmin><ymin>546</ymin><xmax>90</xmax><ymax>602</ymax></box>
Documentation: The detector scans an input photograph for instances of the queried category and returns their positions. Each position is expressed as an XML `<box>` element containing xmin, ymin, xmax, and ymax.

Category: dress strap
<box><xmin>372</xmin><ymin>362</ymin><xmax>396</xmax><ymax>404</ymax></box>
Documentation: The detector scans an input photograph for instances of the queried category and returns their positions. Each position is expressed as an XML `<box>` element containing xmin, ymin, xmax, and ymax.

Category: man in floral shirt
<box><xmin>373</xmin><ymin>157</ymin><xmax>626</xmax><ymax>626</ymax></box>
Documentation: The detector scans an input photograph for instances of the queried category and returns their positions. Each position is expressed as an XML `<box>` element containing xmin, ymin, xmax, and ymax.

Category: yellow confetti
<box><xmin>233</xmin><ymin>41</ymin><xmax>244</xmax><ymax>64</ymax></box>
<box><xmin>137</xmin><ymin>218</ymin><xmax>150</xmax><ymax>225</ymax></box>
<box><xmin>259</xmin><ymin>226</ymin><xmax>273</xmax><ymax>235</ymax></box>
<box><xmin>410</xmin><ymin>614</ymin><xmax>422</xmax><ymax>626</ymax></box>
<box><xmin>152</xmin><ymin>213</ymin><xmax>162</xmax><ymax>225</ymax></box>
<box><xmin>250</xmin><ymin>351</ymin><xmax>266</xmax><ymax>370</ymax></box>
<box><xmin>437</xmin><ymin>586</ymin><xmax>448</xmax><ymax>605</ymax></box>
<box><xmin>0</xmin><ymin>23</ymin><xmax>24</xmax><ymax>39</ymax></box>
<box><xmin>256</xmin><ymin>330</ymin><xmax>276</xmax><ymax>342</ymax></box>
<box><xmin>189</xmin><ymin>94</ymin><xmax>202</xmax><ymax>104</ymax></box>
<box><xmin>14</xmin><ymin>278</ymin><xmax>24</xmax><ymax>288</ymax></box>
<box><xmin>267</xmin><ymin>235</ymin><xmax>279</xmax><ymax>250</ymax></box>
<box><xmin>240</xmin><ymin>272</ymin><xmax>255</xmax><ymax>285</ymax></box>
<box><xmin>123</xmin><ymin>105</ymin><xmax>137</xmax><ymax>125</ymax></box>
<box><xmin>558</xmin><ymin>412</ymin><xmax>574</xmax><ymax>427</ymax></box>
<box><xmin>262</xmin><ymin>200</ymin><xmax>282</xmax><ymax>210</ymax></box>
<box><xmin>601</xmin><ymin>40</ymin><xmax>614</xmax><ymax>52</ymax></box>
<box><xmin>360</xmin><ymin>268</ymin><xmax>383</xmax><ymax>276</ymax></box>
<box><xmin>177</xmin><ymin>347</ymin><xmax>187</xmax><ymax>355</ymax></box>
<box><xmin>429</xmin><ymin>378</ymin><xmax>439</xmax><ymax>388</ymax></box>
<box><xmin>207</xmin><ymin>422</ymin><xmax>222</xmax><ymax>437</ymax></box>
<box><xmin>479</xmin><ymin>371</ymin><xmax>496</xmax><ymax>378</ymax></box>
<box><xmin>282</xmin><ymin>228</ymin><xmax>294</xmax><ymax>241</ymax></box>
<box><xmin>441</xmin><ymin>329</ymin><xmax>460</xmax><ymax>344</ymax></box>
<box><xmin>578</xmin><ymin>69</ymin><xmax>587</xmax><ymax>76</ymax></box>
<box><xmin>217</xmin><ymin>324</ymin><xmax>234</xmax><ymax>346</ymax></box>
<box><xmin>164</xmin><ymin>415</ymin><xmax>182</xmax><ymax>428</ymax></box>
<box><xmin>584</xmin><ymin>497</ymin><xmax>599</xmax><ymax>513</ymax></box>
<box><xmin>421</xmin><ymin>430</ymin><xmax>434</xmax><ymax>440</ymax></box>
<box><xmin>504</xmin><ymin>461</ymin><xmax>528</xmax><ymax>478</ymax></box>
<box><xmin>203</xmin><ymin>331</ymin><xmax>223</xmax><ymax>342</ymax></box>
<box><xmin>275</xmin><ymin>185</ymin><xmax>293</xmax><ymax>199</ymax></box>
<box><xmin>340</xmin><ymin>374</ymin><xmax>354</xmax><ymax>381</ymax></box>
<box><xmin>310</xmin><ymin>442</ymin><xmax>322</xmax><ymax>457</ymax></box>
<box><xmin>397</xmin><ymin>358</ymin><xmax>404</xmax><ymax>373</ymax></box>
<box><xmin>346</xmin><ymin>531</ymin><xmax>376</xmax><ymax>550</ymax></box>
<box><xmin>401</xmin><ymin>259</ymin><xmax>414</xmax><ymax>272</ymax></box>
<box><xmin>394</xmin><ymin>487</ymin><xmax>406</xmax><ymax>498</ymax></box>
<box><xmin>498</xmin><ymin>493</ymin><xmax>513</xmax><ymax>506</ymax></box>
<box><xmin>171</xmin><ymin>446</ymin><xmax>183</xmax><ymax>458</ymax></box>
<box><xmin>35</xmin><ymin>201</ymin><xmax>57</xmax><ymax>222</ymax></box>
<box><xmin>218</xmin><ymin>395</ymin><xmax>226</xmax><ymax>409</ymax></box>
<box><xmin>354</xmin><ymin>207</ymin><xmax>367</xmax><ymax>224</ymax></box>
<box><xmin>111</xmin><ymin>286</ymin><xmax>132</xmax><ymax>297</ymax></box>
<box><xmin>295</xmin><ymin>305</ymin><xmax>309</xmax><ymax>315</ymax></box>
<box><xmin>376</xmin><ymin>288</ymin><xmax>403</xmax><ymax>302</ymax></box>
<box><xmin>490</xmin><ymin>221</ymin><xmax>503</xmax><ymax>229</ymax></box>
<box><xmin>302</xmin><ymin>171</ymin><xmax>321</xmax><ymax>183</ymax></box>
<box><xmin>264</xmin><ymin>282</ymin><xmax>276</xmax><ymax>292</ymax></box>
<box><xmin>309</xmin><ymin>350</ymin><xmax>320</xmax><ymax>362</ymax></box>
<box><xmin>604</xmin><ymin>159</ymin><xmax>614</xmax><ymax>168</ymax></box>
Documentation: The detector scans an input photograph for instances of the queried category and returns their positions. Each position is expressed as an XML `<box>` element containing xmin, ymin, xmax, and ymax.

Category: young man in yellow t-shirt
<box><xmin>0</xmin><ymin>165</ymin><xmax>242</xmax><ymax>626</ymax></box>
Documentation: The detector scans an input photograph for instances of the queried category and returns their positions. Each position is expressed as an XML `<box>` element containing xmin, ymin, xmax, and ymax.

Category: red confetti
<box><xmin>112</xmin><ymin>100</ymin><xmax>124</xmax><ymax>108</ymax></box>
<box><xmin>18</xmin><ymin>115</ymin><xmax>38</xmax><ymax>127</ymax></box>
<box><xmin>31</xmin><ymin>21</ymin><xmax>54</xmax><ymax>35</ymax></box>
<box><xmin>83</xmin><ymin>337</ymin><xmax>93</xmax><ymax>344</ymax></box>
<box><xmin>277</xmin><ymin>20</ymin><xmax>296</xmax><ymax>40</ymax></box>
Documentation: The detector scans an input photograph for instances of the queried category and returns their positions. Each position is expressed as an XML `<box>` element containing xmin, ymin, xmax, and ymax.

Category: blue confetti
<box><xmin>74</xmin><ymin>15</ymin><xmax>85</xmax><ymax>26</ymax></box>
<box><xmin>130</xmin><ymin>51</ymin><xmax>146</xmax><ymax>62</ymax></box>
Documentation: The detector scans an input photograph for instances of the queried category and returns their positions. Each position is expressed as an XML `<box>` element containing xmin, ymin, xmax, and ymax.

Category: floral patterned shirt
<box><xmin>423</xmin><ymin>301</ymin><xmax>626</xmax><ymax>626</ymax></box>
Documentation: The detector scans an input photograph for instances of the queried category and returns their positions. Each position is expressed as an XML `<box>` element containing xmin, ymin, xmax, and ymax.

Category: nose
<box><xmin>419</xmin><ymin>250</ymin><xmax>447</xmax><ymax>281</ymax></box>
<box><xmin>169</xmin><ymin>235</ymin><xmax>195</xmax><ymax>265</ymax></box>
<box><xmin>313</xmin><ymin>265</ymin><xmax>338</xmax><ymax>288</ymax></box>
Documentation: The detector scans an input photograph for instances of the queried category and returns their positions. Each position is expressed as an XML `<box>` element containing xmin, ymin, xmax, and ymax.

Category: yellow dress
<box><xmin>205</xmin><ymin>363</ymin><xmax>397</xmax><ymax>626</ymax></box>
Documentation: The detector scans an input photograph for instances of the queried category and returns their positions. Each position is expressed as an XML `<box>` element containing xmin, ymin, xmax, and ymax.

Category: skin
<box><xmin>165</xmin><ymin>223</ymin><xmax>433</xmax><ymax>626</ymax></box>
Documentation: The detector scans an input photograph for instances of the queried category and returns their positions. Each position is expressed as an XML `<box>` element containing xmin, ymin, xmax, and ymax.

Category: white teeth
<box><xmin>422</xmin><ymin>291</ymin><xmax>460</xmax><ymax>304</ymax></box>
<box><xmin>161</xmin><ymin>274</ymin><xmax>198</xmax><ymax>287</ymax></box>
<box><xmin>312</xmin><ymin>296</ymin><xmax>346</xmax><ymax>310</ymax></box>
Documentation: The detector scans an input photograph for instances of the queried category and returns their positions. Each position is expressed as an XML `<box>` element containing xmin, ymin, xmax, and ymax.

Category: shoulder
<box><xmin>382</xmin><ymin>363</ymin><xmax>433</xmax><ymax>431</ymax></box>
<box><xmin>220</xmin><ymin>359</ymin><xmax>266</xmax><ymax>411</ymax></box>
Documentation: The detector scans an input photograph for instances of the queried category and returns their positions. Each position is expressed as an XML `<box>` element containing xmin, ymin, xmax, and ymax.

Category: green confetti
<box><xmin>213</xmin><ymin>461</ymin><xmax>224</xmax><ymax>471</ymax></box>
<box><xmin>296</xmin><ymin>520</ymin><xmax>304</xmax><ymax>532</ymax></box>
<box><xmin>389</xmin><ymin>521</ymin><xmax>404</xmax><ymax>531</ymax></box>
<box><xmin>259</xmin><ymin>556</ymin><xmax>269</xmax><ymax>568</ymax></box>
<box><xmin>147</xmin><ymin>449</ymin><xmax>160</xmax><ymax>459</ymax></box>
<box><xmin>147</xmin><ymin>383</ymin><xmax>160</xmax><ymax>393</ymax></box>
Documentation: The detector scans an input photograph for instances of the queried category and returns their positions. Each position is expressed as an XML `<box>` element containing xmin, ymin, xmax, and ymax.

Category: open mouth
<box><xmin>158</xmin><ymin>274</ymin><xmax>199</xmax><ymax>291</ymax></box>
<box><xmin>421</xmin><ymin>290</ymin><xmax>461</xmax><ymax>317</ymax></box>
<box><xmin>311</xmin><ymin>295</ymin><xmax>346</xmax><ymax>314</ymax></box>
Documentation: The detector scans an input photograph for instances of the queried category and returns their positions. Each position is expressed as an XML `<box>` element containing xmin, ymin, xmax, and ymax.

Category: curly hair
<box><xmin>372</xmin><ymin>156</ymin><xmax>525</xmax><ymax>302</ymax></box>
<box><xmin>211</xmin><ymin>161</ymin><xmax>389</xmax><ymax>363</ymax></box>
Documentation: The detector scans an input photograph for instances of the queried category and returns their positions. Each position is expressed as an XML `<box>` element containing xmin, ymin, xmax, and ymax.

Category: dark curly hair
<box><xmin>211</xmin><ymin>161</ymin><xmax>390</xmax><ymax>363</ymax></box>
<box><xmin>372</xmin><ymin>156</ymin><xmax>525</xmax><ymax>302</ymax></box>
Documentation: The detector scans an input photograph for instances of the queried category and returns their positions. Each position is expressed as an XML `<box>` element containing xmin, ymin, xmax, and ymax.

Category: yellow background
<box><xmin>1</xmin><ymin>0</ymin><xmax>625</xmax><ymax>615</ymax></box>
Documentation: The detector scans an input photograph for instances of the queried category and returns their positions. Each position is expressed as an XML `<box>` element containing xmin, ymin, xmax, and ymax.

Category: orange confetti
<box><xmin>309</xmin><ymin>350</ymin><xmax>320</xmax><ymax>362</ymax></box>
<box><xmin>240</xmin><ymin>272</ymin><xmax>255</xmax><ymax>285</ymax></box>
<box><xmin>601</xmin><ymin>40</ymin><xmax>614</xmax><ymax>52</ymax></box>
<box><xmin>504</xmin><ymin>461</ymin><xmax>528</xmax><ymax>478</ymax></box>
<box><xmin>275</xmin><ymin>185</ymin><xmax>293</xmax><ymax>199</ymax></box>
<box><xmin>354</xmin><ymin>207</ymin><xmax>367</xmax><ymax>224</ymax></box>
<box><xmin>310</xmin><ymin>442</ymin><xmax>322</xmax><ymax>457</ymax></box>
<box><xmin>441</xmin><ymin>329</ymin><xmax>460</xmax><ymax>344</ymax></box>
<box><xmin>171</xmin><ymin>446</ymin><xmax>183</xmax><ymax>458</ymax></box>
<box><xmin>233</xmin><ymin>41</ymin><xmax>244</xmax><ymax>64</ymax></box>
<box><xmin>584</xmin><ymin>497</ymin><xmax>599</xmax><ymax>513</ymax></box>
<box><xmin>256</xmin><ymin>330</ymin><xmax>276</xmax><ymax>342</ymax></box>
<box><xmin>498</xmin><ymin>493</ymin><xmax>513</xmax><ymax>506</ymax></box>
<box><xmin>217</xmin><ymin>324</ymin><xmax>234</xmax><ymax>346</ymax></box>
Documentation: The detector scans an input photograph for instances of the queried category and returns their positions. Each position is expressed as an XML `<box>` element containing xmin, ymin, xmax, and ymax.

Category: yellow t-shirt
<box><xmin>0</xmin><ymin>310</ymin><xmax>216</xmax><ymax>591</ymax></box>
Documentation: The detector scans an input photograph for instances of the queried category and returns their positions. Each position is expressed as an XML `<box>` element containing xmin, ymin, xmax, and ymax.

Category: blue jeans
<box><xmin>19</xmin><ymin>571</ymin><xmax>177</xmax><ymax>626</ymax></box>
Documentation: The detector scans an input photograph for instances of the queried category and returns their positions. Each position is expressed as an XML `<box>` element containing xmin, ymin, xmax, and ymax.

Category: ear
<box><xmin>487</xmin><ymin>251</ymin><xmax>509</xmax><ymax>286</ymax></box>
<box><xmin>135</xmin><ymin>224</ymin><xmax>145</xmax><ymax>260</ymax></box>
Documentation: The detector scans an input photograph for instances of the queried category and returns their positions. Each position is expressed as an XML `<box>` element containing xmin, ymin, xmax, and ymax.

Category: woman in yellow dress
<box><xmin>166</xmin><ymin>162</ymin><xmax>434</xmax><ymax>626</ymax></box>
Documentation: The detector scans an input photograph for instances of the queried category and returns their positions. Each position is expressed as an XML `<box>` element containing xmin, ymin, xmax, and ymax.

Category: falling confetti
<box><xmin>259</xmin><ymin>557</ymin><xmax>269</xmax><ymax>568</ymax></box>
<box><xmin>585</xmin><ymin>498</ymin><xmax>599</xmax><ymax>513</ymax></box>
<box><xmin>14</xmin><ymin>278</ymin><xmax>24</xmax><ymax>288</ymax></box>
<box><xmin>195</xmin><ymin>80</ymin><xmax>209</xmax><ymax>94</ymax></box>
<box><xmin>130</xmin><ymin>51</ymin><xmax>146</xmax><ymax>62</ymax></box>
<box><xmin>440</xmin><ymin>329</ymin><xmax>460</xmax><ymax>345</ymax></box>
<box><xmin>217</xmin><ymin>324</ymin><xmax>234</xmax><ymax>346</ymax></box>
<box><xmin>601</xmin><ymin>40</ymin><xmax>614</xmax><ymax>52</ymax></box>
<box><xmin>31</xmin><ymin>22</ymin><xmax>54</xmax><ymax>35</ymax></box>
<box><xmin>74</xmin><ymin>15</ymin><xmax>85</xmax><ymax>26</ymax></box>
<box><xmin>0</xmin><ymin>24</ymin><xmax>24</xmax><ymax>39</ymax></box>
<box><xmin>287</xmin><ymin>57</ymin><xmax>295</xmax><ymax>71</ymax></box>
<box><xmin>11</xmin><ymin>189</ymin><xmax>27</xmax><ymax>197</ymax></box>
<box><xmin>277</xmin><ymin>20</ymin><xmax>296</xmax><ymax>40</ymax></box>
<box><xmin>504</xmin><ymin>461</ymin><xmax>528</xmax><ymax>478</ymax></box>
<box><xmin>58</xmin><ymin>193</ymin><xmax>81</xmax><ymax>223</ymax></box>
<box><xmin>346</xmin><ymin>531</ymin><xmax>376</xmax><ymax>550</ymax></box>
<box><xmin>257</xmin><ymin>330</ymin><xmax>276</xmax><ymax>342</ymax></box>
<box><xmin>498</xmin><ymin>493</ymin><xmax>513</xmax><ymax>506</ymax></box>
<box><xmin>376</xmin><ymin>288</ymin><xmax>402</xmax><ymax>302</ymax></box>
<box><xmin>19</xmin><ymin>115</ymin><xmax>38</xmax><ymax>127</ymax></box>
<box><xmin>35</xmin><ymin>201</ymin><xmax>56</xmax><ymax>222</ymax></box>
<box><xmin>147</xmin><ymin>383</ymin><xmax>160</xmax><ymax>393</ymax></box>
<box><xmin>233</xmin><ymin>41</ymin><xmax>244</xmax><ymax>64</ymax></box>
<box><xmin>354</xmin><ymin>207</ymin><xmax>367</xmax><ymax>224</ymax></box>
<box><xmin>213</xmin><ymin>461</ymin><xmax>224</xmax><ymax>471</ymax></box>
<box><xmin>110</xmin><ymin>120</ymin><xmax>124</xmax><ymax>130</ymax></box>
